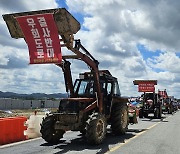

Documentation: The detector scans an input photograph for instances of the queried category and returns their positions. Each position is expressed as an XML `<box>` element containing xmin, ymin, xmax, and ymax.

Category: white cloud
<box><xmin>0</xmin><ymin>0</ymin><xmax>62</xmax><ymax>94</ymax></box>
<box><xmin>0</xmin><ymin>0</ymin><xmax>180</xmax><ymax>98</ymax></box>
<box><xmin>67</xmin><ymin>0</ymin><xmax>180</xmax><ymax>98</ymax></box>
<box><xmin>147</xmin><ymin>52</ymin><xmax>180</xmax><ymax>73</ymax></box>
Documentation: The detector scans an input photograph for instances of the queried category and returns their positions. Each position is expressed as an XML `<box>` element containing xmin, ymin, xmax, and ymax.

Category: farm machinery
<box><xmin>3</xmin><ymin>8</ymin><xmax>129</xmax><ymax>144</ymax></box>
<box><xmin>128</xmin><ymin>103</ymin><xmax>138</xmax><ymax>124</ymax></box>
<box><xmin>133</xmin><ymin>80</ymin><xmax>162</xmax><ymax>119</ymax></box>
<box><xmin>158</xmin><ymin>89</ymin><xmax>173</xmax><ymax>114</ymax></box>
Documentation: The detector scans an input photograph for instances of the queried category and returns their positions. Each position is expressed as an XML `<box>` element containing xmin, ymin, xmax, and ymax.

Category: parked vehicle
<box><xmin>128</xmin><ymin>103</ymin><xmax>138</xmax><ymax>124</ymax></box>
<box><xmin>139</xmin><ymin>92</ymin><xmax>162</xmax><ymax>119</ymax></box>
<box><xmin>158</xmin><ymin>90</ymin><xmax>173</xmax><ymax>114</ymax></box>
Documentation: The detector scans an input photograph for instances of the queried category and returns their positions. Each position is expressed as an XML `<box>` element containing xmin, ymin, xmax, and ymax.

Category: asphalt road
<box><xmin>1</xmin><ymin>111</ymin><xmax>180</xmax><ymax>154</ymax></box>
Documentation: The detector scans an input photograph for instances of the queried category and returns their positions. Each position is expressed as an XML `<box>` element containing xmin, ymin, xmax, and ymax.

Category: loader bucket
<box><xmin>2</xmin><ymin>8</ymin><xmax>80</xmax><ymax>39</ymax></box>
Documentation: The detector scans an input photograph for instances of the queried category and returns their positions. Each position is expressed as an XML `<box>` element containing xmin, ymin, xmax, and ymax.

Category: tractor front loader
<box><xmin>3</xmin><ymin>8</ymin><xmax>129</xmax><ymax>145</ymax></box>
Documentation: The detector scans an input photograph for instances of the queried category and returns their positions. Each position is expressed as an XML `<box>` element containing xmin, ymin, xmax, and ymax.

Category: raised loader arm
<box><xmin>3</xmin><ymin>8</ymin><xmax>103</xmax><ymax>113</ymax></box>
<box><xmin>58</xmin><ymin>39</ymin><xmax>103</xmax><ymax>113</ymax></box>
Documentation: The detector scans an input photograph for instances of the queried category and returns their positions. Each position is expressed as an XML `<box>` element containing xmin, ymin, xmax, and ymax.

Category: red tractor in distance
<box><xmin>133</xmin><ymin>80</ymin><xmax>162</xmax><ymax>119</ymax></box>
<box><xmin>158</xmin><ymin>89</ymin><xmax>173</xmax><ymax>114</ymax></box>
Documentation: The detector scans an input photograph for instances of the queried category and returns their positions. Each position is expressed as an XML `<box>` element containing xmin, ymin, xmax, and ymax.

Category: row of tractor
<box><xmin>2</xmin><ymin>8</ymin><xmax>179</xmax><ymax>145</ymax></box>
<box><xmin>160</xmin><ymin>91</ymin><xmax>179</xmax><ymax>114</ymax></box>
<box><xmin>129</xmin><ymin>83</ymin><xmax>179</xmax><ymax>121</ymax></box>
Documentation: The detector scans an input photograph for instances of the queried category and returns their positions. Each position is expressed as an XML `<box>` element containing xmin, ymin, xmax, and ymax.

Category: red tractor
<box><xmin>133</xmin><ymin>80</ymin><xmax>162</xmax><ymax>119</ymax></box>
<box><xmin>3</xmin><ymin>8</ymin><xmax>129</xmax><ymax>145</ymax></box>
<box><xmin>128</xmin><ymin>103</ymin><xmax>138</xmax><ymax>124</ymax></box>
<box><xmin>159</xmin><ymin>90</ymin><xmax>173</xmax><ymax>114</ymax></box>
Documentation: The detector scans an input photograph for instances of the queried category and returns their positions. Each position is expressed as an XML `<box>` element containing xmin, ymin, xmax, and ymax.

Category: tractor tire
<box><xmin>168</xmin><ymin>108</ymin><xmax>170</xmax><ymax>114</ymax></box>
<box><xmin>169</xmin><ymin>105</ymin><xmax>173</xmax><ymax>114</ymax></box>
<box><xmin>129</xmin><ymin>117</ymin><xmax>133</xmax><ymax>124</ymax></box>
<box><xmin>111</xmin><ymin>103</ymin><xmax>128</xmax><ymax>135</ymax></box>
<box><xmin>139</xmin><ymin>109</ymin><xmax>143</xmax><ymax>118</ymax></box>
<box><xmin>154</xmin><ymin>108</ymin><xmax>159</xmax><ymax>119</ymax></box>
<box><xmin>80</xmin><ymin>129</ymin><xmax>86</xmax><ymax>135</ymax></box>
<box><xmin>40</xmin><ymin>115</ymin><xmax>65</xmax><ymax>143</ymax></box>
<box><xmin>158</xmin><ymin>107</ymin><xmax>162</xmax><ymax>118</ymax></box>
<box><xmin>144</xmin><ymin>112</ymin><xmax>149</xmax><ymax>118</ymax></box>
<box><xmin>133</xmin><ymin>115</ymin><xmax>138</xmax><ymax>124</ymax></box>
<box><xmin>86</xmin><ymin>113</ymin><xmax>106</xmax><ymax>145</ymax></box>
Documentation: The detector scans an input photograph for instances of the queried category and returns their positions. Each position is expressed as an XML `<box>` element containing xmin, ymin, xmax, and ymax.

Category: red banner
<box><xmin>16</xmin><ymin>13</ymin><xmax>62</xmax><ymax>64</ymax></box>
<box><xmin>138</xmin><ymin>83</ymin><xmax>155</xmax><ymax>92</ymax></box>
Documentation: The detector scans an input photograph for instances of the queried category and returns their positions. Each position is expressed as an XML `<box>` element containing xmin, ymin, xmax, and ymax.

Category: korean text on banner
<box><xmin>16</xmin><ymin>13</ymin><xmax>62</xmax><ymax>64</ymax></box>
<box><xmin>138</xmin><ymin>83</ymin><xmax>155</xmax><ymax>92</ymax></box>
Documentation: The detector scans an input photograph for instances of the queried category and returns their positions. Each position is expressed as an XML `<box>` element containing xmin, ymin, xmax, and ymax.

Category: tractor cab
<box><xmin>59</xmin><ymin>70</ymin><xmax>121</xmax><ymax>115</ymax></box>
<box><xmin>74</xmin><ymin>70</ymin><xmax>120</xmax><ymax>98</ymax></box>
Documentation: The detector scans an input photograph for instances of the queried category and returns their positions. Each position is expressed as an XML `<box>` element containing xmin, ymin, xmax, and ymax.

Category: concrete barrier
<box><xmin>24</xmin><ymin>114</ymin><xmax>45</xmax><ymax>139</ymax></box>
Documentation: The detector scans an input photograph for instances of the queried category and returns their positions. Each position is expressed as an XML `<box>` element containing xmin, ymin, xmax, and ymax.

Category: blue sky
<box><xmin>176</xmin><ymin>52</ymin><xmax>180</xmax><ymax>58</ymax></box>
<box><xmin>137</xmin><ymin>44</ymin><xmax>162</xmax><ymax>61</ymax></box>
<box><xmin>56</xmin><ymin>0</ymin><xmax>85</xmax><ymax>25</ymax></box>
<box><xmin>57</xmin><ymin>0</ymin><xmax>90</xmax><ymax>31</ymax></box>
<box><xmin>57</xmin><ymin>0</ymin><xmax>171</xmax><ymax>74</ymax></box>
<box><xmin>137</xmin><ymin>44</ymin><xmax>165</xmax><ymax>73</ymax></box>
<box><xmin>56</xmin><ymin>0</ymin><xmax>67</xmax><ymax>8</ymax></box>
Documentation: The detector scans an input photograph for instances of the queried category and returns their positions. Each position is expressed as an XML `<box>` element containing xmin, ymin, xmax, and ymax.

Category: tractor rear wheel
<box><xmin>158</xmin><ymin>107</ymin><xmax>162</xmax><ymax>118</ymax></box>
<box><xmin>169</xmin><ymin>105</ymin><xmax>173</xmax><ymax>114</ymax></box>
<box><xmin>111</xmin><ymin>103</ymin><xmax>128</xmax><ymax>135</ymax></box>
<box><xmin>144</xmin><ymin>112</ymin><xmax>149</xmax><ymax>118</ymax></box>
<box><xmin>139</xmin><ymin>109</ymin><xmax>143</xmax><ymax>118</ymax></box>
<box><xmin>133</xmin><ymin>114</ymin><xmax>138</xmax><ymax>124</ymax></box>
<box><xmin>154</xmin><ymin>108</ymin><xmax>159</xmax><ymax>119</ymax></box>
<box><xmin>40</xmin><ymin>115</ymin><xmax>65</xmax><ymax>143</ymax></box>
<box><xmin>86</xmin><ymin>113</ymin><xmax>106</xmax><ymax>145</ymax></box>
<box><xmin>80</xmin><ymin>129</ymin><xmax>86</xmax><ymax>135</ymax></box>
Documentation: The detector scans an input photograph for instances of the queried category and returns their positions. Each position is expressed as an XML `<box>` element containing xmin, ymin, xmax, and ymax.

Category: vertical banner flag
<box><xmin>16</xmin><ymin>13</ymin><xmax>62</xmax><ymax>64</ymax></box>
<box><xmin>138</xmin><ymin>82</ymin><xmax>155</xmax><ymax>92</ymax></box>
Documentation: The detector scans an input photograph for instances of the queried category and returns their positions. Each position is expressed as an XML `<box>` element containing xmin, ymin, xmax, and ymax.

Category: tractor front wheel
<box><xmin>158</xmin><ymin>107</ymin><xmax>162</xmax><ymax>118</ymax></box>
<box><xmin>139</xmin><ymin>109</ymin><xmax>143</xmax><ymax>118</ymax></box>
<box><xmin>86</xmin><ymin>113</ymin><xmax>106</xmax><ymax>145</ymax></box>
<box><xmin>40</xmin><ymin>115</ymin><xmax>65</xmax><ymax>143</ymax></box>
<box><xmin>144</xmin><ymin>112</ymin><xmax>149</xmax><ymax>118</ymax></box>
<box><xmin>154</xmin><ymin>108</ymin><xmax>159</xmax><ymax>119</ymax></box>
<box><xmin>111</xmin><ymin>103</ymin><xmax>128</xmax><ymax>135</ymax></box>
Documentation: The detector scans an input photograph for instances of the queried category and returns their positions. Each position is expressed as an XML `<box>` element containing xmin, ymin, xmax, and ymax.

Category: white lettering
<box><xmin>37</xmin><ymin>17</ymin><xmax>47</xmax><ymax>27</ymax></box>
<box><xmin>47</xmin><ymin>48</ymin><xmax>54</xmax><ymax>58</ymax></box>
